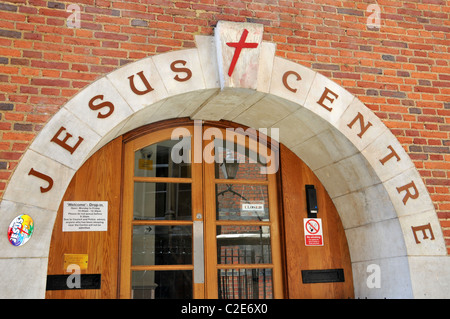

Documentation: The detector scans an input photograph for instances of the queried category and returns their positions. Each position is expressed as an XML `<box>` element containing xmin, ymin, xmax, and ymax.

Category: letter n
<box><xmin>347</xmin><ymin>112</ymin><xmax>373</xmax><ymax>138</ymax></box>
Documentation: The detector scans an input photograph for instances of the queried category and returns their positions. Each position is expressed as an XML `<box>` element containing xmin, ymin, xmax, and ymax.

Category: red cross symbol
<box><xmin>17</xmin><ymin>224</ymin><xmax>29</xmax><ymax>236</ymax></box>
<box><xmin>226</xmin><ymin>29</ymin><xmax>259</xmax><ymax>77</ymax></box>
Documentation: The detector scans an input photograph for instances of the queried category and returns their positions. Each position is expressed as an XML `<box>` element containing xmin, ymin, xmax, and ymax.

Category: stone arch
<box><xmin>0</xmin><ymin>22</ymin><xmax>448</xmax><ymax>298</ymax></box>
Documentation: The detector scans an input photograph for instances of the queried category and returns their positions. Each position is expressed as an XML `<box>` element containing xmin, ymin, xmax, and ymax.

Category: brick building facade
<box><xmin>0</xmin><ymin>0</ymin><xmax>449</xmax><ymax>299</ymax></box>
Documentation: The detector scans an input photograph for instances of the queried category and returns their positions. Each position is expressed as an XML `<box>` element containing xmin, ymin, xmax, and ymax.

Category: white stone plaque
<box><xmin>63</xmin><ymin>201</ymin><xmax>108</xmax><ymax>232</ymax></box>
<box><xmin>214</xmin><ymin>21</ymin><xmax>263</xmax><ymax>89</ymax></box>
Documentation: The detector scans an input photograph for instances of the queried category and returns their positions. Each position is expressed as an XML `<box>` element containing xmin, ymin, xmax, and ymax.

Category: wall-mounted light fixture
<box><xmin>305</xmin><ymin>185</ymin><xmax>318</xmax><ymax>218</ymax></box>
<box><xmin>220</xmin><ymin>160</ymin><xmax>239</xmax><ymax>180</ymax></box>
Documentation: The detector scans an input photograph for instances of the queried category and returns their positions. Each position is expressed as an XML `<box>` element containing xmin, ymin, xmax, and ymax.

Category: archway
<box><xmin>0</xmin><ymin>21</ymin><xmax>448</xmax><ymax>298</ymax></box>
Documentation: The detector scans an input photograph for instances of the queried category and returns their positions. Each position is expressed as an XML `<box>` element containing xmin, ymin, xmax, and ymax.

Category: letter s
<box><xmin>88</xmin><ymin>95</ymin><xmax>115</xmax><ymax>119</ymax></box>
<box><xmin>170</xmin><ymin>60</ymin><xmax>192</xmax><ymax>82</ymax></box>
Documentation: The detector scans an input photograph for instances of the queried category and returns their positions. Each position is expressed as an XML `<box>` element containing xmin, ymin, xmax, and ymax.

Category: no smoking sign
<box><xmin>304</xmin><ymin>218</ymin><xmax>323</xmax><ymax>246</ymax></box>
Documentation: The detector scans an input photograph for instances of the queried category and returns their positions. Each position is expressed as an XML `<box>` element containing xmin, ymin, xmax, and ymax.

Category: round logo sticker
<box><xmin>7</xmin><ymin>214</ymin><xmax>34</xmax><ymax>247</ymax></box>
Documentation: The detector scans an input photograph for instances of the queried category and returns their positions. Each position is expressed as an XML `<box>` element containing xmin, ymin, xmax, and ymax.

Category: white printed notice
<box><xmin>63</xmin><ymin>201</ymin><xmax>108</xmax><ymax>232</ymax></box>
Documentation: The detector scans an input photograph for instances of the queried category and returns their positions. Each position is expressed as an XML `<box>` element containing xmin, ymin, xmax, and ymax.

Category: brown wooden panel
<box><xmin>46</xmin><ymin>137</ymin><xmax>123</xmax><ymax>299</ymax></box>
<box><xmin>279</xmin><ymin>144</ymin><xmax>354</xmax><ymax>299</ymax></box>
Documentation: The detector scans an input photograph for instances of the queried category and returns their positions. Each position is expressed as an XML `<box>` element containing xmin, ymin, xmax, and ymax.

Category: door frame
<box><xmin>120</xmin><ymin>124</ymin><xmax>203</xmax><ymax>298</ymax></box>
<box><xmin>119</xmin><ymin>118</ymin><xmax>284</xmax><ymax>299</ymax></box>
<box><xmin>202</xmin><ymin>122</ymin><xmax>283</xmax><ymax>299</ymax></box>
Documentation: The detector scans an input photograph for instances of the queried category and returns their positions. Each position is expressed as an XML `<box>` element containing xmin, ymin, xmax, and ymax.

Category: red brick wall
<box><xmin>0</xmin><ymin>0</ymin><xmax>449</xmax><ymax>252</ymax></box>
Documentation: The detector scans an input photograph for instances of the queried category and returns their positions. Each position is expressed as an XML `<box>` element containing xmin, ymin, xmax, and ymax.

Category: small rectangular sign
<box><xmin>63</xmin><ymin>201</ymin><xmax>108</xmax><ymax>232</ymax></box>
<box><xmin>304</xmin><ymin>218</ymin><xmax>323</xmax><ymax>246</ymax></box>
<box><xmin>138</xmin><ymin>159</ymin><xmax>153</xmax><ymax>170</ymax></box>
<box><xmin>64</xmin><ymin>254</ymin><xmax>88</xmax><ymax>271</ymax></box>
<box><xmin>241</xmin><ymin>202</ymin><xmax>265</xmax><ymax>212</ymax></box>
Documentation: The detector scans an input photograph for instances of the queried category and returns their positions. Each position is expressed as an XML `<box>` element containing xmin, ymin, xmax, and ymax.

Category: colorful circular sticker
<box><xmin>7</xmin><ymin>214</ymin><xmax>34</xmax><ymax>247</ymax></box>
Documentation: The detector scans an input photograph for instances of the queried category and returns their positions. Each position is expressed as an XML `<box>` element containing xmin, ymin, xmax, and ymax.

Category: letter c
<box><xmin>282</xmin><ymin>70</ymin><xmax>301</xmax><ymax>93</ymax></box>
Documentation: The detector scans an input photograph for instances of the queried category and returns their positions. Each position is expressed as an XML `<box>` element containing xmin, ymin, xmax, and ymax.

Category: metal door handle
<box><xmin>193</xmin><ymin>221</ymin><xmax>204</xmax><ymax>284</ymax></box>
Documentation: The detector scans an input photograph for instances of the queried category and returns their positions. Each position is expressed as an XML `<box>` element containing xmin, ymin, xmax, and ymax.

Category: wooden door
<box><xmin>119</xmin><ymin>125</ymin><xmax>204</xmax><ymax>298</ymax></box>
<box><xmin>46</xmin><ymin>137</ymin><xmax>123</xmax><ymax>299</ymax></box>
<box><xmin>45</xmin><ymin>118</ymin><xmax>353</xmax><ymax>299</ymax></box>
<box><xmin>279</xmin><ymin>143</ymin><xmax>354</xmax><ymax>299</ymax></box>
<box><xmin>202</xmin><ymin>124</ymin><xmax>283</xmax><ymax>299</ymax></box>
<box><xmin>119</xmin><ymin>123</ymin><xmax>283</xmax><ymax>299</ymax></box>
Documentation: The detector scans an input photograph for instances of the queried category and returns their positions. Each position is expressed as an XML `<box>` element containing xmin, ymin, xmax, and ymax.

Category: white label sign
<box><xmin>304</xmin><ymin>218</ymin><xmax>323</xmax><ymax>246</ymax></box>
<box><xmin>241</xmin><ymin>202</ymin><xmax>265</xmax><ymax>212</ymax></box>
<box><xmin>63</xmin><ymin>201</ymin><xmax>108</xmax><ymax>232</ymax></box>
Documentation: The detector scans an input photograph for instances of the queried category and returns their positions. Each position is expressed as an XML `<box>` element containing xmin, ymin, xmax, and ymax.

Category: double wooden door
<box><xmin>46</xmin><ymin>119</ymin><xmax>354</xmax><ymax>299</ymax></box>
<box><xmin>119</xmin><ymin>124</ymin><xmax>283</xmax><ymax>299</ymax></box>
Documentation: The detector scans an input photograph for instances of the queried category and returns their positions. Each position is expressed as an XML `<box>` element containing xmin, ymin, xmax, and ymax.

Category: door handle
<box><xmin>193</xmin><ymin>220</ymin><xmax>204</xmax><ymax>284</ymax></box>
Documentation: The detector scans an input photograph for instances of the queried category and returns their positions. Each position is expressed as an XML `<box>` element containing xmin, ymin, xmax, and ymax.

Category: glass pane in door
<box><xmin>134</xmin><ymin>137</ymin><xmax>191</xmax><ymax>178</ymax></box>
<box><xmin>132</xmin><ymin>270</ymin><xmax>193</xmax><ymax>299</ymax></box>
<box><xmin>133</xmin><ymin>182</ymin><xmax>192</xmax><ymax>220</ymax></box>
<box><xmin>216</xmin><ymin>184</ymin><xmax>269</xmax><ymax>221</ymax></box>
<box><xmin>216</xmin><ymin>225</ymin><xmax>271</xmax><ymax>264</ymax></box>
<box><xmin>132</xmin><ymin>225</ymin><xmax>192</xmax><ymax>265</ymax></box>
<box><xmin>213</xmin><ymin>139</ymin><xmax>267</xmax><ymax>180</ymax></box>
<box><xmin>218</xmin><ymin>268</ymin><xmax>273</xmax><ymax>299</ymax></box>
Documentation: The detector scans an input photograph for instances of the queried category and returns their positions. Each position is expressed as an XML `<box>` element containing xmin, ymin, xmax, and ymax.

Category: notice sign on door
<box><xmin>63</xmin><ymin>201</ymin><xmax>108</xmax><ymax>232</ymax></box>
<box><xmin>241</xmin><ymin>202</ymin><xmax>264</xmax><ymax>212</ymax></box>
<box><xmin>304</xmin><ymin>218</ymin><xmax>323</xmax><ymax>246</ymax></box>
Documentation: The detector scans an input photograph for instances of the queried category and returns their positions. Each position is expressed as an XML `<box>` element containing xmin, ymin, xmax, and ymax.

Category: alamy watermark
<box><xmin>66</xmin><ymin>4</ymin><xmax>81</xmax><ymax>29</ymax></box>
<box><xmin>170</xmin><ymin>120</ymin><xmax>279</xmax><ymax>175</ymax></box>
<box><xmin>66</xmin><ymin>264</ymin><xmax>81</xmax><ymax>289</ymax></box>
<box><xmin>367</xmin><ymin>3</ymin><xmax>381</xmax><ymax>29</ymax></box>
<box><xmin>65</xmin><ymin>3</ymin><xmax>381</xmax><ymax>30</ymax></box>
<box><xmin>366</xmin><ymin>264</ymin><xmax>381</xmax><ymax>289</ymax></box>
